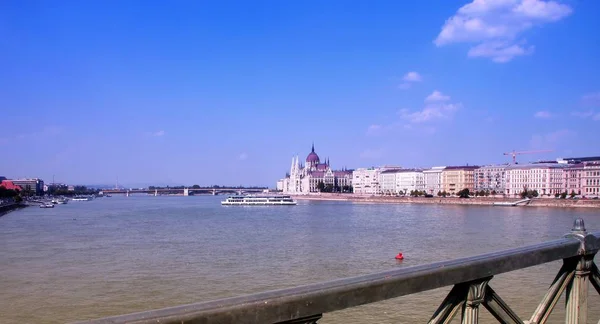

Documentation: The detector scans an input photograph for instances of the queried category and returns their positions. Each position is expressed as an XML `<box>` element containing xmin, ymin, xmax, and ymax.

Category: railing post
<box><xmin>461</xmin><ymin>277</ymin><xmax>491</xmax><ymax>324</ymax></box>
<box><xmin>564</xmin><ymin>219</ymin><xmax>598</xmax><ymax>324</ymax></box>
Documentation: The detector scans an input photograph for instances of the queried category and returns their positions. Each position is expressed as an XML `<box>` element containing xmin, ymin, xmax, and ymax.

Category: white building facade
<box><xmin>423</xmin><ymin>167</ymin><xmax>445</xmax><ymax>195</ymax></box>
<box><xmin>583</xmin><ymin>162</ymin><xmax>600</xmax><ymax>197</ymax></box>
<box><xmin>395</xmin><ymin>169</ymin><xmax>425</xmax><ymax>195</ymax></box>
<box><xmin>280</xmin><ymin>144</ymin><xmax>353</xmax><ymax>194</ymax></box>
<box><xmin>505</xmin><ymin>163</ymin><xmax>567</xmax><ymax>197</ymax></box>
<box><xmin>379</xmin><ymin>170</ymin><xmax>401</xmax><ymax>195</ymax></box>
<box><xmin>352</xmin><ymin>168</ymin><xmax>381</xmax><ymax>195</ymax></box>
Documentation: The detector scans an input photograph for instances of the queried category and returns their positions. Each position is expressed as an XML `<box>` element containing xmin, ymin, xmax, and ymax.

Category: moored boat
<box><xmin>72</xmin><ymin>196</ymin><xmax>92</xmax><ymax>201</ymax></box>
<box><xmin>221</xmin><ymin>195</ymin><xmax>297</xmax><ymax>206</ymax></box>
<box><xmin>40</xmin><ymin>203</ymin><xmax>55</xmax><ymax>208</ymax></box>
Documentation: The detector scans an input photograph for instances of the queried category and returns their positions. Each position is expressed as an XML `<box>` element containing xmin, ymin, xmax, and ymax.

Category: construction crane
<box><xmin>503</xmin><ymin>150</ymin><xmax>553</xmax><ymax>164</ymax></box>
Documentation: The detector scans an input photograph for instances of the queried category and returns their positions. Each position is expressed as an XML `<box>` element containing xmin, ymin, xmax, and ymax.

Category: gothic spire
<box><xmin>311</xmin><ymin>142</ymin><xmax>315</xmax><ymax>153</ymax></box>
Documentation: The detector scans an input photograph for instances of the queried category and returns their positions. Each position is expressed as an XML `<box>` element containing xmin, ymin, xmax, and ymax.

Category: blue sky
<box><xmin>1</xmin><ymin>0</ymin><xmax>599</xmax><ymax>187</ymax></box>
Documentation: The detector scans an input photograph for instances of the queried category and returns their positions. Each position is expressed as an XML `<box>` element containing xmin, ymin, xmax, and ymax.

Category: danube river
<box><xmin>1</xmin><ymin>196</ymin><xmax>599</xmax><ymax>324</ymax></box>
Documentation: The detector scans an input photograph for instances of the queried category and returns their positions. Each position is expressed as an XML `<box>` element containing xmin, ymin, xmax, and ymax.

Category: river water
<box><xmin>0</xmin><ymin>196</ymin><xmax>599</xmax><ymax>324</ymax></box>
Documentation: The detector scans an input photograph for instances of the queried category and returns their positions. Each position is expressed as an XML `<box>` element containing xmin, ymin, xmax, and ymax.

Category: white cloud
<box><xmin>434</xmin><ymin>0</ymin><xmax>572</xmax><ymax>62</ymax></box>
<box><xmin>425</xmin><ymin>90</ymin><xmax>450</xmax><ymax>102</ymax></box>
<box><xmin>366</xmin><ymin>124</ymin><xmax>383</xmax><ymax>136</ymax></box>
<box><xmin>238</xmin><ymin>153</ymin><xmax>248</xmax><ymax>160</ymax></box>
<box><xmin>359</xmin><ymin>148</ymin><xmax>384</xmax><ymax>159</ymax></box>
<box><xmin>399</xmin><ymin>103</ymin><xmax>461</xmax><ymax>123</ymax></box>
<box><xmin>153</xmin><ymin>130</ymin><xmax>165</xmax><ymax>137</ymax></box>
<box><xmin>398</xmin><ymin>71</ymin><xmax>423</xmax><ymax>90</ymax></box>
<box><xmin>396</xmin><ymin>91</ymin><xmax>461</xmax><ymax>124</ymax></box>
<box><xmin>468</xmin><ymin>41</ymin><xmax>534</xmax><ymax>62</ymax></box>
<box><xmin>534</xmin><ymin>111</ymin><xmax>553</xmax><ymax>118</ymax></box>
<box><xmin>403</xmin><ymin>71</ymin><xmax>422</xmax><ymax>82</ymax></box>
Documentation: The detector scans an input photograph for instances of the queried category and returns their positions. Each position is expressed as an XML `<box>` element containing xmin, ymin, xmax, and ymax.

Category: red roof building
<box><xmin>0</xmin><ymin>180</ymin><xmax>22</xmax><ymax>191</ymax></box>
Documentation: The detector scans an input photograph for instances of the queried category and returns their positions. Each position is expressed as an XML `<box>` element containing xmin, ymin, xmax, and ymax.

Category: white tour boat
<box><xmin>72</xmin><ymin>196</ymin><xmax>92</xmax><ymax>201</ymax></box>
<box><xmin>221</xmin><ymin>195</ymin><xmax>297</xmax><ymax>206</ymax></box>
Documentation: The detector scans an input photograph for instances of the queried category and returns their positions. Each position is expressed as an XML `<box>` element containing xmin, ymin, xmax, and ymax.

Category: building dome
<box><xmin>306</xmin><ymin>143</ymin><xmax>320</xmax><ymax>164</ymax></box>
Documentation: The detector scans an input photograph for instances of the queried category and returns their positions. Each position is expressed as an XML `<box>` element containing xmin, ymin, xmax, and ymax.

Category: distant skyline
<box><xmin>2</xmin><ymin>0</ymin><xmax>599</xmax><ymax>186</ymax></box>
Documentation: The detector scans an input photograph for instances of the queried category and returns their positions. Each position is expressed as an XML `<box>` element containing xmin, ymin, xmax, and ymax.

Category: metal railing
<box><xmin>74</xmin><ymin>218</ymin><xmax>600</xmax><ymax>324</ymax></box>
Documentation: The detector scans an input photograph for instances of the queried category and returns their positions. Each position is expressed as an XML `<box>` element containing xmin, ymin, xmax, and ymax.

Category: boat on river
<box><xmin>221</xmin><ymin>195</ymin><xmax>297</xmax><ymax>206</ymax></box>
<box><xmin>40</xmin><ymin>203</ymin><xmax>55</xmax><ymax>208</ymax></box>
<box><xmin>493</xmin><ymin>198</ymin><xmax>531</xmax><ymax>207</ymax></box>
<box><xmin>72</xmin><ymin>196</ymin><xmax>92</xmax><ymax>201</ymax></box>
<box><xmin>52</xmin><ymin>198</ymin><xmax>68</xmax><ymax>204</ymax></box>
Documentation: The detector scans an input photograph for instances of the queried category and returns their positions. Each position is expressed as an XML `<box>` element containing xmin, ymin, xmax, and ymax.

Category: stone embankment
<box><xmin>292</xmin><ymin>194</ymin><xmax>600</xmax><ymax>208</ymax></box>
<box><xmin>0</xmin><ymin>203</ymin><xmax>27</xmax><ymax>216</ymax></box>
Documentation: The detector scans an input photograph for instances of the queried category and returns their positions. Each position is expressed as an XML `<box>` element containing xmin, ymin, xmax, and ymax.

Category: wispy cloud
<box><xmin>534</xmin><ymin>111</ymin><xmax>553</xmax><ymax>119</ymax></box>
<box><xmin>399</xmin><ymin>103</ymin><xmax>460</xmax><ymax>124</ymax></box>
<box><xmin>238</xmin><ymin>153</ymin><xmax>248</xmax><ymax>160</ymax></box>
<box><xmin>153</xmin><ymin>130</ymin><xmax>166</xmax><ymax>137</ymax></box>
<box><xmin>366</xmin><ymin>124</ymin><xmax>383</xmax><ymax>136</ymax></box>
<box><xmin>397</xmin><ymin>90</ymin><xmax>460</xmax><ymax>124</ymax></box>
<box><xmin>425</xmin><ymin>90</ymin><xmax>450</xmax><ymax>102</ymax></box>
<box><xmin>367</xmin><ymin>91</ymin><xmax>461</xmax><ymax>135</ymax></box>
<box><xmin>572</xmin><ymin>93</ymin><xmax>600</xmax><ymax>120</ymax></box>
<box><xmin>530</xmin><ymin>129</ymin><xmax>575</xmax><ymax>149</ymax></box>
<box><xmin>398</xmin><ymin>71</ymin><xmax>422</xmax><ymax>90</ymax></box>
<box><xmin>434</xmin><ymin>0</ymin><xmax>572</xmax><ymax>62</ymax></box>
<box><xmin>582</xmin><ymin>92</ymin><xmax>600</xmax><ymax>107</ymax></box>
<box><xmin>359</xmin><ymin>148</ymin><xmax>384</xmax><ymax>159</ymax></box>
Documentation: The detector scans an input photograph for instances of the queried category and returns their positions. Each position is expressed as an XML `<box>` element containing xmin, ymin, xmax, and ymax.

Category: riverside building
<box><xmin>9</xmin><ymin>178</ymin><xmax>44</xmax><ymax>195</ymax></box>
<box><xmin>441</xmin><ymin>166</ymin><xmax>478</xmax><ymax>195</ymax></box>
<box><xmin>281</xmin><ymin>144</ymin><xmax>352</xmax><ymax>194</ymax></box>
<box><xmin>474</xmin><ymin>165</ymin><xmax>508</xmax><ymax>194</ymax></box>
<box><xmin>423</xmin><ymin>166</ymin><xmax>445</xmax><ymax>195</ymax></box>
<box><xmin>395</xmin><ymin>169</ymin><xmax>425</xmax><ymax>195</ymax></box>
<box><xmin>505</xmin><ymin>163</ymin><xmax>567</xmax><ymax>197</ymax></box>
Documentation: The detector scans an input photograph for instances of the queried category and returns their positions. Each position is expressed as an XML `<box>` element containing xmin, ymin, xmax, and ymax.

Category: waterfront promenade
<box><xmin>292</xmin><ymin>193</ymin><xmax>600</xmax><ymax>208</ymax></box>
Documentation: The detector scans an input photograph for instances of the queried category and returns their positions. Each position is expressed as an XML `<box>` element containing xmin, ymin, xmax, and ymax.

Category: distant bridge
<box><xmin>102</xmin><ymin>188</ymin><xmax>268</xmax><ymax>196</ymax></box>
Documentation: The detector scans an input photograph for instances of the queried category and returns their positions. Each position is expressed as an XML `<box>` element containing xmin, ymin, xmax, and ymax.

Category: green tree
<box><xmin>457</xmin><ymin>188</ymin><xmax>470</xmax><ymax>198</ymax></box>
<box><xmin>560</xmin><ymin>191</ymin><xmax>567</xmax><ymax>199</ymax></box>
<box><xmin>570</xmin><ymin>190</ymin><xmax>577</xmax><ymax>198</ymax></box>
<box><xmin>555</xmin><ymin>193</ymin><xmax>560</xmax><ymax>198</ymax></box>
<box><xmin>490</xmin><ymin>190</ymin><xmax>497</xmax><ymax>196</ymax></box>
<box><xmin>316</xmin><ymin>181</ymin><xmax>325</xmax><ymax>192</ymax></box>
<box><xmin>192</xmin><ymin>184</ymin><xmax>200</xmax><ymax>189</ymax></box>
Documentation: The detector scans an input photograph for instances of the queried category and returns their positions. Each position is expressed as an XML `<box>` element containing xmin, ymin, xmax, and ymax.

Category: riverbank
<box><xmin>0</xmin><ymin>203</ymin><xmax>28</xmax><ymax>217</ymax></box>
<box><xmin>292</xmin><ymin>194</ymin><xmax>600</xmax><ymax>208</ymax></box>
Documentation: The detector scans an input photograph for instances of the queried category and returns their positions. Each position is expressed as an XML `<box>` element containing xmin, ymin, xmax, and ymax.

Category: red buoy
<box><xmin>395</xmin><ymin>252</ymin><xmax>404</xmax><ymax>260</ymax></box>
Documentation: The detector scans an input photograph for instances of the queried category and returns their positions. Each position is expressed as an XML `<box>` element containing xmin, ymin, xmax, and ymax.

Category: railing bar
<box><xmin>482</xmin><ymin>286</ymin><xmax>523</xmax><ymax>324</ymax></box>
<box><xmin>72</xmin><ymin>238</ymin><xmax>582</xmax><ymax>324</ymax></box>
<box><xmin>591</xmin><ymin>263</ymin><xmax>600</xmax><ymax>296</ymax></box>
<box><xmin>529</xmin><ymin>258</ymin><xmax>576</xmax><ymax>324</ymax></box>
<box><xmin>428</xmin><ymin>284</ymin><xmax>467</xmax><ymax>324</ymax></box>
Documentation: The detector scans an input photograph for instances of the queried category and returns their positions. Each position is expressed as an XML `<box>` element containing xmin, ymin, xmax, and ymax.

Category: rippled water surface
<box><xmin>1</xmin><ymin>196</ymin><xmax>599</xmax><ymax>323</ymax></box>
